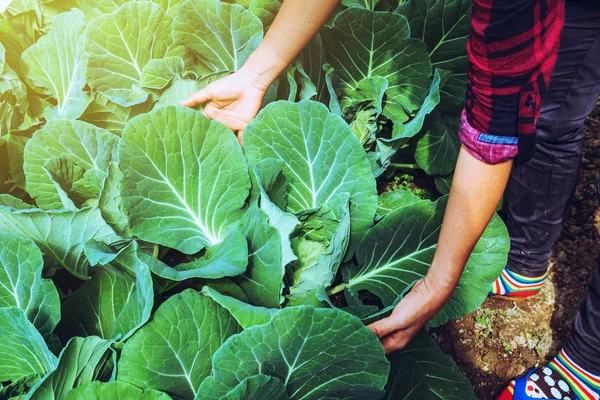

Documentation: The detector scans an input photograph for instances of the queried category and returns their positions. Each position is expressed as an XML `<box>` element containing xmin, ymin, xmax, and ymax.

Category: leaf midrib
<box><xmin>349</xmin><ymin>243</ymin><xmax>437</xmax><ymax>287</ymax></box>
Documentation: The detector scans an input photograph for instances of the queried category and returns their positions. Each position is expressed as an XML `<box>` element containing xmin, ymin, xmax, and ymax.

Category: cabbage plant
<box><xmin>0</xmin><ymin>0</ymin><xmax>506</xmax><ymax>399</ymax></box>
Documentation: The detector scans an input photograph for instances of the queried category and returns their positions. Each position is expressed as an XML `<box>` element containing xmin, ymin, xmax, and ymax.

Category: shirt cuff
<box><xmin>459</xmin><ymin>109</ymin><xmax>518</xmax><ymax>165</ymax></box>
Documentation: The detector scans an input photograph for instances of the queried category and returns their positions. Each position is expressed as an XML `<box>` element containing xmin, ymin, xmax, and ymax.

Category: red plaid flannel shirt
<box><xmin>460</xmin><ymin>0</ymin><xmax>565</xmax><ymax>165</ymax></box>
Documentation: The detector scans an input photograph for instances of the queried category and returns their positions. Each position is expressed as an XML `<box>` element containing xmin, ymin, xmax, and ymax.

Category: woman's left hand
<box><xmin>367</xmin><ymin>278</ymin><xmax>451</xmax><ymax>354</ymax></box>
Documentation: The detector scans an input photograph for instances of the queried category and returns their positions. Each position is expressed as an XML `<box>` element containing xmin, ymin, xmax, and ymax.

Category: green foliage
<box><xmin>117</xmin><ymin>290</ymin><xmax>240</xmax><ymax>398</ymax></box>
<box><xmin>0</xmin><ymin>0</ymin><xmax>504</xmax><ymax>399</ymax></box>
<box><xmin>198</xmin><ymin>306</ymin><xmax>389</xmax><ymax>400</ymax></box>
<box><xmin>386</xmin><ymin>332</ymin><xmax>477</xmax><ymax>399</ymax></box>
<box><xmin>65</xmin><ymin>381</ymin><xmax>172</xmax><ymax>400</ymax></box>
<box><xmin>0</xmin><ymin>307</ymin><xmax>58</xmax><ymax>382</ymax></box>
<box><xmin>0</xmin><ymin>232</ymin><xmax>60</xmax><ymax>338</ymax></box>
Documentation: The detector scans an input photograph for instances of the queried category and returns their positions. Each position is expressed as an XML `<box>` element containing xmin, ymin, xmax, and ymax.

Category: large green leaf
<box><xmin>252</xmin><ymin>160</ymin><xmax>299</xmax><ymax>268</ymax></box>
<box><xmin>344</xmin><ymin>198</ymin><xmax>445</xmax><ymax>305</ymax></box>
<box><xmin>429</xmin><ymin>213</ymin><xmax>509</xmax><ymax>327</ymax></box>
<box><xmin>376</xmin><ymin>190</ymin><xmax>422</xmax><ymax>218</ymax></box>
<box><xmin>198</xmin><ymin>306</ymin><xmax>389</xmax><ymax>400</ymax></box>
<box><xmin>298</xmin><ymin>34</ymin><xmax>328</xmax><ymax>104</ymax></box>
<box><xmin>243</xmin><ymin>100</ymin><xmax>377</xmax><ymax>260</ymax></box>
<box><xmin>222</xmin><ymin>375</ymin><xmax>288</xmax><ymax>400</ymax></box>
<box><xmin>287</xmin><ymin>201</ymin><xmax>351</xmax><ymax>304</ymax></box>
<box><xmin>26</xmin><ymin>336</ymin><xmax>114</xmax><ymax>400</ymax></box>
<box><xmin>56</xmin><ymin>241</ymin><xmax>154</xmax><ymax>342</ymax></box>
<box><xmin>285</xmin><ymin>58</ymin><xmax>318</xmax><ymax>103</ymax></box>
<box><xmin>141</xmin><ymin>56</ymin><xmax>185</xmax><ymax>90</ymax></box>
<box><xmin>201</xmin><ymin>286</ymin><xmax>276</xmax><ymax>329</ymax></box>
<box><xmin>343</xmin><ymin>197</ymin><xmax>509</xmax><ymax>326</ymax></box>
<box><xmin>397</xmin><ymin>0</ymin><xmax>471</xmax><ymax>109</ymax></box>
<box><xmin>323</xmin><ymin>8</ymin><xmax>432</xmax><ymax>124</ymax></box>
<box><xmin>44</xmin><ymin>0</ymin><xmax>128</xmax><ymax>21</ymax></box>
<box><xmin>397</xmin><ymin>0</ymin><xmax>471</xmax><ymax>74</ymax></box>
<box><xmin>435</xmin><ymin>173</ymin><xmax>453</xmax><ymax>195</ymax></box>
<box><xmin>389</xmin><ymin>332</ymin><xmax>476</xmax><ymax>400</ymax></box>
<box><xmin>85</xmin><ymin>2</ymin><xmax>174</xmax><ymax>106</ymax></box>
<box><xmin>0</xmin><ymin>3</ymin><xmax>46</xmax><ymax>77</ymax></box>
<box><xmin>203</xmin><ymin>278</ymin><xmax>251</xmax><ymax>302</ymax></box>
<box><xmin>384</xmin><ymin>356</ymin><xmax>429</xmax><ymax>400</ymax></box>
<box><xmin>79</xmin><ymin>93</ymin><xmax>155</xmax><ymax>136</ymax></box>
<box><xmin>97</xmin><ymin>161</ymin><xmax>131</xmax><ymax>237</ymax></box>
<box><xmin>237</xmin><ymin>203</ymin><xmax>285</xmax><ymax>308</ymax></box>
<box><xmin>23</xmin><ymin>119</ymin><xmax>118</xmax><ymax>210</ymax></box>
<box><xmin>143</xmin><ymin>231</ymin><xmax>249</xmax><ymax>281</ymax></box>
<box><xmin>173</xmin><ymin>0</ymin><xmax>263</xmax><ymax>73</ymax></box>
<box><xmin>224</xmin><ymin>0</ymin><xmax>282</xmax><ymax>28</ymax></box>
<box><xmin>0</xmin><ymin>308</ymin><xmax>57</xmax><ymax>382</ymax></box>
<box><xmin>151</xmin><ymin>0</ymin><xmax>187</xmax><ymax>16</ymax></box>
<box><xmin>117</xmin><ymin>290</ymin><xmax>241</xmax><ymax>399</ymax></box>
<box><xmin>0</xmin><ymin>195</ymin><xmax>121</xmax><ymax>279</ymax></box>
<box><xmin>342</xmin><ymin>77</ymin><xmax>388</xmax><ymax>148</ymax></box>
<box><xmin>0</xmin><ymin>42</ymin><xmax>30</xmax><ymax>136</ymax></box>
<box><xmin>20</xmin><ymin>10</ymin><xmax>91</xmax><ymax>120</ymax></box>
<box><xmin>155</xmin><ymin>78</ymin><xmax>202</xmax><ymax>109</ymax></box>
<box><xmin>390</xmin><ymin>68</ymin><xmax>443</xmax><ymax>141</ymax></box>
<box><xmin>119</xmin><ymin>106</ymin><xmax>250</xmax><ymax>255</ymax></box>
<box><xmin>66</xmin><ymin>381</ymin><xmax>171</xmax><ymax>400</ymax></box>
<box><xmin>3</xmin><ymin>128</ymin><xmax>36</xmax><ymax>190</ymax></box>
<box><xmin>41</xmin><ymin>157</ymin><xmax>83</xmax><ymax>211</ymax></box>
<box><xmin>0</xmin><ymin>232</ymin><xmax>60</xmax><ymax>338</ymax></box>
<box><xmin>414</xmin><ymin>119</ymin><xmax>460</xmax><ymax>176</ymax></box>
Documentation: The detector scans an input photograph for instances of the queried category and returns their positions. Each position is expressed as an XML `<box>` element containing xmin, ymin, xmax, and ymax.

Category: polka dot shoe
<box><xmin>498</xmin><ymin>350</ymin><xmax>600</xmax><ymax>400</ymax></box>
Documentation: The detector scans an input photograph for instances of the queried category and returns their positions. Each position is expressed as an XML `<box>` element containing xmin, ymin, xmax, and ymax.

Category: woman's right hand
<box><xmin>180</xmin><ymin>0</ymin><xmax>340</xmax><ymax>143</ymax></box>
<box><xmin>180</xmin><ymin>70</ymin><xmax>268</xmax><ymax>143</ymax></box>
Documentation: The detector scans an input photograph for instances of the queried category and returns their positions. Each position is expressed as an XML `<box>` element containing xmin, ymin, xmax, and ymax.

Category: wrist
<box><xmin>423</xmin><ymin>267</ymin><xmax>459</xmax><ymax>301</ymax></box>
<box><xmin>239</xmin><ymin>44</ymin><xmax>287</xmax><ymax>92</ymax></box>
<box><xmin>410</xmin><ymin>279</ymin><xmax>450</xmax><ymax>319</ymax></box>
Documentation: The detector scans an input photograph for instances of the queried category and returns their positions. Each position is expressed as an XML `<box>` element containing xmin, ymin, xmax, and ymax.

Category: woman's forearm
<box><xmin>240</xmin><ymin>0</ymin><xmax>340</xmax><ymax>90</ymax></box>
<box><xmin>424</xmin><ymin>147</ymin><xmax>513</xmax><ymax>298</ymax></box>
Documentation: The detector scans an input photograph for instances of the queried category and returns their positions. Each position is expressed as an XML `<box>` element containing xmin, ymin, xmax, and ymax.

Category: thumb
<box><xmin>368</xmin><ymin>315</ymin><xmax>401</xmax><ymax>339</ymax></box>
<box><xmin>180</xmin><ymin>87</ymin><xmax>212</xmax><ymax>107</ymax></box>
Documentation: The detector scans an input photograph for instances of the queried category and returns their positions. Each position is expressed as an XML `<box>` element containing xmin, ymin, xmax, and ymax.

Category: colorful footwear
<box><xmin>551</xmin><ymin>350</ymin><xmax>600</xmax><ymax>400</ymax></box>
<box><xmin>490</xmin><ymin>268</ymin><xmax>548</xmax><ymax>300</ymax></box>
<box><xmin>498</xmin><ymin>350</ymin><xmax>600</xmax><ymax>400</ymax></box>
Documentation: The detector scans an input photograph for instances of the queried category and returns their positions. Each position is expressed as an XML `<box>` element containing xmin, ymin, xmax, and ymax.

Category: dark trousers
<box><xmin>502</xmin><ymin>0</ymin><xmax>600</xmax><ymax>374</ymax></box>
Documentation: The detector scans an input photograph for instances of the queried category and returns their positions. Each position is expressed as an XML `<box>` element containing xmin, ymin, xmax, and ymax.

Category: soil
<box><xmin>433</xmin><ymin>113</ymin><xmax>600</xmax><ymax>399</ymax></box>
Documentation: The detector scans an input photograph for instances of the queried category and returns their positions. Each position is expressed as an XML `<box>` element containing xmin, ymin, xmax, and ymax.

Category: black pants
<box><xmin>503</xmin><ymin>0</ymin><xmax>600</xmax><ymax>374</ymax></box>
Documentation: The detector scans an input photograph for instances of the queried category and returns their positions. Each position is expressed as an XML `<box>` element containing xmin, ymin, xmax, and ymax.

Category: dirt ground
<box><xmin>433</xmin><ymin>113</ymin><xmax>600</xmax><ymax>399</ymax></box>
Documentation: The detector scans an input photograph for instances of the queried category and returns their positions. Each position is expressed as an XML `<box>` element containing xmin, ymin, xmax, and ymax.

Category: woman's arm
<box><xmin>181</xmin><ymin>0</ymin><xmax>340</xmax><ymax>135</ymax></box>
<box><xmin>427</xmin><ymin>147</ymin><xmax>512</xmax><ymax>296</ymax></box>
<box><xmin>368</xmin><ymin>0</ymin><xmax>564</xmax><ymax>353</ymax></box>
<box><xmin>237</xmin><ymin>0</ymin><xmax>341</xmax><ymax>92</ymax></box>
<box><xmin>368</xmin><ymin>147</ymin><xmax>512</xmax><ymax>353</ymax></box>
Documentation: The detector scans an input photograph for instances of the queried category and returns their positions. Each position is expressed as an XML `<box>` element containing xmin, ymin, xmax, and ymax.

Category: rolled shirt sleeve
<box><xmin>460</xmin><ymin>0</ymin><xmax>565</xmax><ymax>165</ymax></box>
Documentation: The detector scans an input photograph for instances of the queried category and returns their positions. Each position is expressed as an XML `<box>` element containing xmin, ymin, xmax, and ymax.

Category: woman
<box><xmin>181</xmin><ymin>0</ymin><xmax>600</xmax><ymax>398</ymax></box>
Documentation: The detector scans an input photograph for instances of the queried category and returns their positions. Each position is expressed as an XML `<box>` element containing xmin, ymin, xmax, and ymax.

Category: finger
<box><xmin>381</xmin><ymin>331</ymin><xmax>409</xmax><ymax>354</ymax></box>
<box><xmin>237</xmin><ymin>130</ymin><xmax>244</xmax><ymax>146</ymax></box>
<box><xmin>216</xmin><ymin>115</ymin><xmax>248</xmax><ymax>132</ymax></box>
<box><xmin>203</xmin><ymin>105</ymin><xmax>217</xmax><ymax>121</ymax></box>
<box><xmin>368</xmin><ymin>316</ymin><xmax>402</xmax><ymax>339</ymax></box>
<box><xmin>180</xmin><ymin>88</ymin><xmax>211</xmax><ymax>107</ymax></box>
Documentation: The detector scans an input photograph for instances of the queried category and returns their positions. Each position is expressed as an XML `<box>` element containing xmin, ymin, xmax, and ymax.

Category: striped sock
<box><xmin>549</xmin><ymin>350</ymin><xmax>600</xmax><ymax>400</ymax></box>
<box><xmin>490</xmin><ymin>267</ymin><xmax>548</xmax><ymax>298</ymax></box>
<box><xmin>497</xmin><ymin>350</ymin><xmax>600</xmax><ymax>400</ymax></box>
